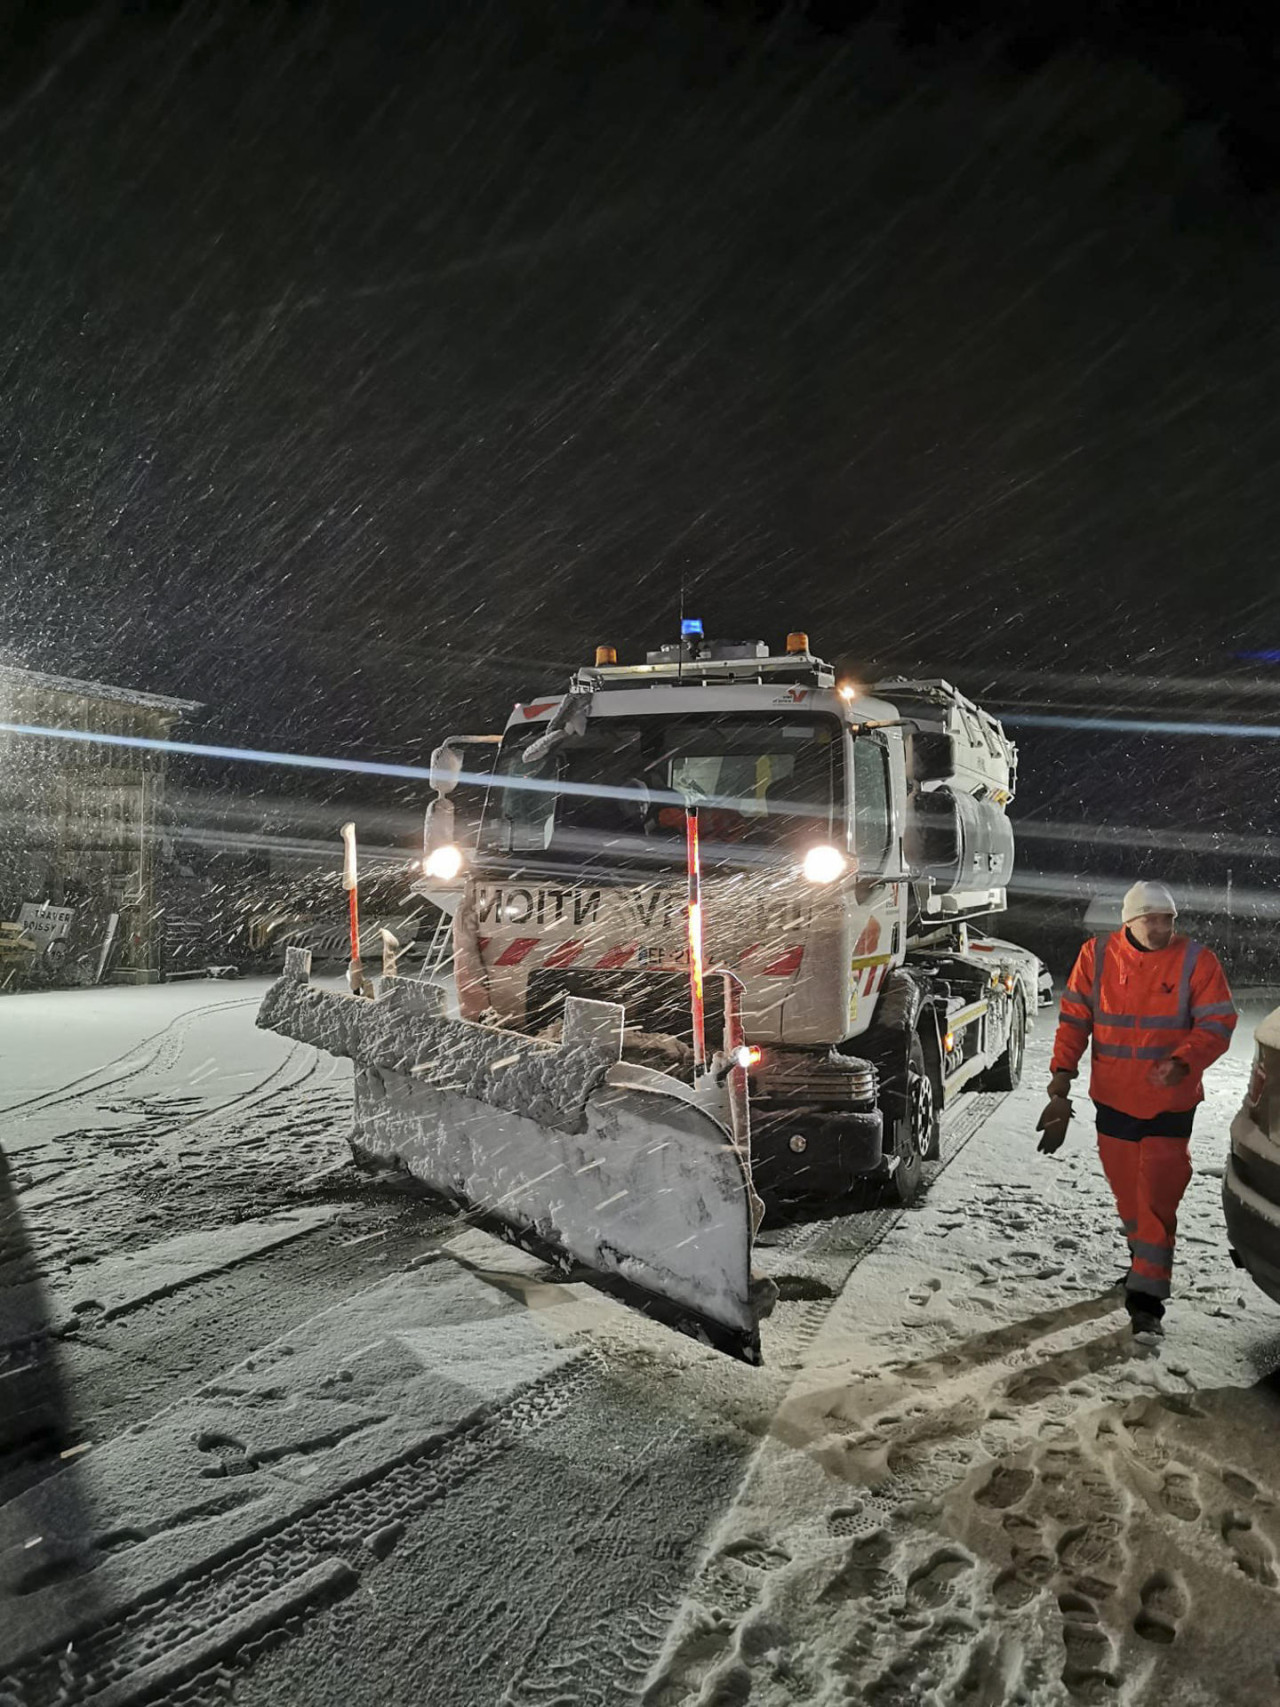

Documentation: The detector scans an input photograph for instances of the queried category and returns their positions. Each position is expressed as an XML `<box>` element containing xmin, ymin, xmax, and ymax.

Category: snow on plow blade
<box><xmin>257</xmin><ymin>949</ymin><xmax>762</xmax><ymax>1362</ymax></box>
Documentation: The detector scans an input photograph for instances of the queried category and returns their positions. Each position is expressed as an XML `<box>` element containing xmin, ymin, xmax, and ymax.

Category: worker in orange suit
<box><xmin>1038</xmin><ymin>881</ymin><xmax>1236</xmax><ymax>1339</ymax></box>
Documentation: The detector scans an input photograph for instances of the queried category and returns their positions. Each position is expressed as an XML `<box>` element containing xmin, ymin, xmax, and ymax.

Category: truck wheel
<box><xmin>921</xmin><ymin>1024</ymin><xmax>942</xmax><ymax>1160</ymax></box>
<box><xmin>982</xmin><ymin>991</ymin><xmax>1026</xmax><ymax>1091</ymax></box>
<box><xmin>918</xmin><ymin>1023</ymin><xmax>943</xmax><ymax>1161</ymax></box>
<box><xmin>889</xmin><ymin>1033</ymin><xmax>933</xmax><ymax>1206</ymax></box>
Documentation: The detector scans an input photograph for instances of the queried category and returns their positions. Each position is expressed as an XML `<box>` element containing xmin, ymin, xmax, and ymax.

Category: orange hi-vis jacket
<box><xmin>1051</xmin><ymin>931</ymin><xmax>1237</xmax><ymax>1119</ymax></box>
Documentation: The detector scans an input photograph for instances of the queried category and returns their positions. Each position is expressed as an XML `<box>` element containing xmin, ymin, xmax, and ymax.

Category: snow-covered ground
<box><xmin>1</xmin><ymin>979</ymin><xmax>312</xmax><ymax>1113</ymax></box>
<box><xmin>642</xmin><ymin>996</ymin><xmax>1280</xmax><ymax>1707</ymax></box>
<box><xmin>3</xmin><ymin>980</ymin><xmax>1278</xmax><ymax>1706</ymax></box>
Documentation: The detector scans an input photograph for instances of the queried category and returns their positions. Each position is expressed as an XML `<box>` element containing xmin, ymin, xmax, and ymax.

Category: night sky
<box><xmin>1</xmin><ymin>1</ymin><xmax>1277</xmax><ymax>900</ymax></box>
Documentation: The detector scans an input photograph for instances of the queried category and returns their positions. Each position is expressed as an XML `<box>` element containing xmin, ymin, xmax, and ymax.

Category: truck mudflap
<box><xmin>257</xmin><ymin>949</ymin><xmax>764</xmax><ymax>1363</ymax></box>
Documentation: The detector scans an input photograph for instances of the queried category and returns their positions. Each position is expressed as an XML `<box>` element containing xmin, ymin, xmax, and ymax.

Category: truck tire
<box><xmin>869</xmin><ymin>968</ymin><xmax>922</xmax><ymax>1043</ymax></box>
<box><xmin>982</xmin><ymin>990</ymin><xmax>1026</xmax><ymax>1091</ymax></box>
<box><xmin>918</xmin><ymin>1022</ymin><xmax>943</xmax><ymax>1160</ymax></box>
<box><xmin>888</xmin><ymin>1032</ymin><xmax>933</xmax><ymax>1206</ymax></box>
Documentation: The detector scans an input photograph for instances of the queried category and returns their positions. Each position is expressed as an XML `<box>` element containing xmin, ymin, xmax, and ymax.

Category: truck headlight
<box><xmin>423</xmin><ymin>843</ymin><xmax>464</xmax><ymax>881</ymax></box>
<box><xmin>801</xmin><ymin>845</ymin><xmax>846</xmax><ymax>884</ymax></box>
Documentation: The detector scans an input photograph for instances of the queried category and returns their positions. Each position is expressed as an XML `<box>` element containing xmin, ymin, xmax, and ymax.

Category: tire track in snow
<box><xmin>19</xmin><ymin>1060</ymin><xmax>990</xmax><ymax>1707</ymax></box>
<box><xmin>152</xmin><ymin>1042</ymin><xmax>319</xmax><ymax>1143</ymax></box>
<box><xmin>2</xmin><ymin>1001</ymin><xmax>1010</xmax><ymax>1707</ymax></box>
<box><xmin>632</xmin><ymin>1091</ymin><xmax>1014</xmax><ymax>1707</ymax></box>
<box><xmin>483</xmin><ymin>1092</ymin><xmax>1012</xmax><ymax>1707</ymax></box>
<box><xmin>756</xmin><ymin>1090</ymin><xmax>1006</xmax><ymax>1363</ymax></box>
<box><xmin>6</xmin><ymin>1050</ymin><xmax>337</xmax><ymax>1266</ymax></box>
<box><xmin>496</xmin><ymin>1432</ymin><xmax>688</xmax><ymax>1707</ymax></box>
<box><xmin>1</xmin><ymin>996</ymin><xmax>259</xmax><ymax>1119</ymax></box>
<box><xmin>4</xmin><ymin>1188</ymin><xmax>454</xmax><ymax>1506</ymax></box>
<box><xmin>3</xmin><ymin>1357</ymin><xmax>596</xmax><ymax>1706</ymax></box>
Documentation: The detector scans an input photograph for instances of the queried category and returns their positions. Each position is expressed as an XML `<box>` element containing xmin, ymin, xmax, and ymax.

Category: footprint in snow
<box><xmin>721</xmin><ymin>1536</ymin><xmax>792</xmax><ymax>1573</ymax></box>
<box><xmin>1040</xmin><ymin>1442</ymin><xmax>1083</xmax><ymax>1484</ymax></box>
<box><xmin>905</xmin><ymin>1547</ymin><xmax>973</xmax><ymax>1609</ymax></box>
<box><xmin>827</xmin><ymin>1504</ymin><xmax>872</xmax><ymax>1538</ymax></box>
<box><xmin>1118</xmin><ymin>1421</ymin><xmax>1169</xmax><ymax>1474</ymax></box>
<box><xmin>1133</xmin><ymin>1569</ymin><xmax>1189</xmax><ymax>1645</ymax></box>
<box><xmin>193</xmin><ymin>1428</ymin><xmax>260</xmax><ymax>1479</ymax></box>
<box><xmin>1223</xmin><ymin>1468</ymin><xmax>1265</xmax><ymax>1504</ymax></box>
<box><xmin>1007</xmin><ymin>1509</ymin><xmax>1058</xmax><ymax>1561</ymax></box>
<box><xmin>1157</xmin><ymin>1469</ymin><xmax>1201</xmax><ymax>1523</ymax></box>
<box><xmin>993</xmin><ymin>1563</ymin><xmax>1048</xmax><ymax>1609</ymax></box>
<box><xmin>1044</xmin><ymin>1466</ymin><xmax>1124</xmax><ymax>1537</ymax></box>
<box><xmin>1057</xmin><ymin>1591</ymin><xmax>1121</xmax><ymax>1698</ymax></box>
<box><xmin>1222</xmin><ymin>1512</ymin><xmax>1279</xmax><ymax>1587</ymax></box>
<box><xmin>954</xmin><ymin>1632</ymin><xmax>1021</xmax><ymax>1707</ymax></box>
<box><xmin>819</xmin><ymin>1530</ymin><xmax>897</xmax><ymax>1604</ymax></box>
<box><xmin>1001</xmin><ymin>1511</ymin><xmax>1043</xmax><ymax>1550</ymax></box>
<box><xmin>975</xmin><ymin>1464</ymin><xmax>1034</xmax><ymax>1510</ymax></box>
<box><xmin>1057</xmin><ymin>1516</ymin><xmax>1127</xmax><ymax>1584</ymax></box>
<box><xmin>862</xmin><ymin>1613</ymin><xmax>974</xmax><ymax>1707</ymax></box>
<box><xmin>1004</xmin><ymin>1366</ymin><xmax>1064</xmax><ymax>1407</ymax></box>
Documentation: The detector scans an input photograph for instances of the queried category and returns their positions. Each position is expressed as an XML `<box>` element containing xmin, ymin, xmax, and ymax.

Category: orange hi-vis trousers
<box><xmin>1097</xmin><ymin>1130</ymin><xmax>1193</xmax><ymax>1302</ymax></box>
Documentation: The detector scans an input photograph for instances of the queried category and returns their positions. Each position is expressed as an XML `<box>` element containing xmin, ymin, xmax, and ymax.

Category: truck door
<box><xmin>846</xmin><ymin>732</ymin><xmax>902</xmax><ymax>1034</ymax></box>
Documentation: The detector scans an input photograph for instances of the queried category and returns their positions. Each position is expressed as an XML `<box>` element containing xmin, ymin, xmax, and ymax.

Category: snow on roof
<box><xmin>0</xmin><ymin>661</ymin><xmax>201</xmax><ymax>718</ymax></box>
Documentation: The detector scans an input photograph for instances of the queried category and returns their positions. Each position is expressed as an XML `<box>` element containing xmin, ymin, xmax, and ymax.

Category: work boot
<box><xmin>1125</xmin><ymin>1289</ymin><xmax>1165</xmax><ymax>1341</ymax></box>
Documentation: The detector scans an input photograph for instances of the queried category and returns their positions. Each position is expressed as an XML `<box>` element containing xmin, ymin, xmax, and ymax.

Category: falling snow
<box><xmin>3</xmin><ymin>5</ymin><xmax>1280</xmax><ymax>1704</ymax></box>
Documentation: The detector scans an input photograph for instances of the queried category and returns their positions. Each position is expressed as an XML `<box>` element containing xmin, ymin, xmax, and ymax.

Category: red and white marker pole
<box><xmin>341</xmin><ymin>821</ymin><xmax>368</xmax><ymax>995</ymax></box>
<box><xmin>686</xmin><ymin>805</ymin><xmax>706</xmax><ymax>1076</ymax></box>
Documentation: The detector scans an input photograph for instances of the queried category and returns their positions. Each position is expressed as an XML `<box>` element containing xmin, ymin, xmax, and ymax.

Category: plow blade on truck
<box><xmin>258</xmin><ymin>948</ymin><xmax>764</xmax><ymax>1362</ymax></box>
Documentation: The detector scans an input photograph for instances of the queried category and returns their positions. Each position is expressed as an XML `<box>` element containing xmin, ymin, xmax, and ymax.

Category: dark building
<box><xmin>0</xmin><ymin>663</ymin><xmax>199</xmax><ymax>986</ymax></box>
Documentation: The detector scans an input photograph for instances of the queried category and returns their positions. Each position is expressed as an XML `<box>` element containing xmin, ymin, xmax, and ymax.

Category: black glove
<box><xmin>1036</xmin><ymin>1094</ymin><xmax>1073</xmax><ymax>1154</ymax></box>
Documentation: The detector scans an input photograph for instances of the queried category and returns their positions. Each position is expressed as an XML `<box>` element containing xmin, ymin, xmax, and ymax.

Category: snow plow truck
<box><xmin>258</xmin><ymin>630</ymin><xmax>1040</xmax><ymax>1362</ymax></box>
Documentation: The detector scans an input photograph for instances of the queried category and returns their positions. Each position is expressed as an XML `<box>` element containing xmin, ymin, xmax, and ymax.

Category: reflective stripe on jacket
<box><xmin>1051</xmin><ymin>931</ymin><xmax>1236</xmax><ymax>1119</ymax></box>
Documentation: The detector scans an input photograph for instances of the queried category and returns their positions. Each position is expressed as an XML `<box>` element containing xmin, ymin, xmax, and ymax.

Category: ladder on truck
<box><xmin>421</xmin><ymin>907</ymin><xmax>453</xmax><ymax>979</ymax></box>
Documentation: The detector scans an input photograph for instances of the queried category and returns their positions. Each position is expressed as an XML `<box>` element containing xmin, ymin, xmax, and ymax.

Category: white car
<box><xmin>968</xmin><ymin>929</ymin><xmax>1054</xmax><ymax>1010</ymax></box>
<box><xmin>1223</xmin><ymin>1007</ymin><xmax>1280</xmax><ymax>1306</ymax></box>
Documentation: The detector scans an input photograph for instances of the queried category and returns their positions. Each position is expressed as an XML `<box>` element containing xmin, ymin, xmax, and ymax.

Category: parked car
<box><xmin>1223</xmin><ymin>1006</ymin><xmax>1280</xmax><ymax>1305</ymax></box>
<box><xmin>968</xmin><ymin>928</ymin><xmax>1054</xmax><ymax>1010</ymax></box>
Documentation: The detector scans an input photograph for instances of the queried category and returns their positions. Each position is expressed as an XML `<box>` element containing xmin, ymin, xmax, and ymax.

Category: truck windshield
<box><xmin>481</xmin><ymin>712</ymin><xmax>843</xmax><ymax>868</ymax></box>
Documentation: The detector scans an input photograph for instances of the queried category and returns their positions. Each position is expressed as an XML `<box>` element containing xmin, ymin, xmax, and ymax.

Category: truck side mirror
<box><xmin>429</xmin><ymin>744</ymin><xmax>464</xmax><ymax>796</ymax></box>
